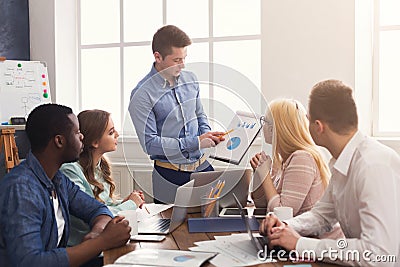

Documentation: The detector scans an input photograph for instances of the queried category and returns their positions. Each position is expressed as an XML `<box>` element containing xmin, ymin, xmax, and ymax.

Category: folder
<box><xmin>187</xmin><ymin>217</ymin><xmax>259</xmax><ymax>233</ymax></box>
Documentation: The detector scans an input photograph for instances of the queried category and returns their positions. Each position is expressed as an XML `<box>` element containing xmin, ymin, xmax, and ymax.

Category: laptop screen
<box><xmin>189</xmin><ymin>169</ymin><xmax>251</xmax><ymax>209</ymax></box>
<box><xmin>233</xmin><ymin>193</ymin><xmax>265</xmax><ymax>252</ymax></box>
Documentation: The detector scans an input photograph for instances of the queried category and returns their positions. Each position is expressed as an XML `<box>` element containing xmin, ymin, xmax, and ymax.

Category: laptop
<box><xmin>232</xmin><ymin>193</ymin><xmax>288</xmax><ymax>258</ymax></box>
<box><xmin>137</xmin><ymin>180</ymin><xmax>194</xmax><ymax>235</ymax></box>
<box><xmin>188</xmin><ymin>169</ymin><xmax>251</xmax><ymax>212</ymax></box>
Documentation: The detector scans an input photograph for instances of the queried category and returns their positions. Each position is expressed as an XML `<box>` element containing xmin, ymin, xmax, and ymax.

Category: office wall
<box><xmin>261</xmin><ymin>0</ymin><xmax>355</xmax><ymax>106</ymax></box>
<box><xmin>0</xmin><ymin>0</ymin><xmax>30</xmax><ymax>60</ymax></box>
<box><xmin>28</xmin><ymin>0</ymin><xmax>55</xmax><ymax>97</ymax></box>
<box><xmin>28</xmin><ymin>0</ymin><xmax>77</xmax><ymax>106</ymax></box>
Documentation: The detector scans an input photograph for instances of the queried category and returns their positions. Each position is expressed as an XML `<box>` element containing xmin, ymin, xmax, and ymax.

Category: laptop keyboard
<box><xmin>255</xmin><ymin>236</ymin><xmax>268</xmax><ymax>246</ymax></box>
<box><xmin>140</xmin><ymin>218</ymin><xmax>170</xmax><ymax>232</ymax></box>
<box><xmin>255</xmin><ymin>236</ymin><xmax>288</xmax><ymax>257</ymax></box>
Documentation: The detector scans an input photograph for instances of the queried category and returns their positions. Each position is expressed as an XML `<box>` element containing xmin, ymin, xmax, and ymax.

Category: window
<box><xmin>373</xmin><ymin>0</ymin><xmax>400</xmax><ymax>136</ymax></box>
<box><xmin>78</xmin><ymin>0</ymin><xmax>261</xmax><ymax>135</ymax></box>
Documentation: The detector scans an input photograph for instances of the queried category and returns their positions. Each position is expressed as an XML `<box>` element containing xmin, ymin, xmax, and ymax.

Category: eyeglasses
<box><xmin>260</xmin><ymin>116</ymin><xmax>273</xmax><ymax>126</ymax></box>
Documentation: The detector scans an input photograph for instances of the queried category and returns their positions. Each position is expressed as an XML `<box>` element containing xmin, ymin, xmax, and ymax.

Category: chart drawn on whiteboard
<box><xmin>210</xmin><ymin>111</ymin><xmax>262</xmax><ymax>165</ymax></box>
<box><xmin>0</xmin><ymin>60</ymin><xmax>51</xmax><ymax>123</ymax></box>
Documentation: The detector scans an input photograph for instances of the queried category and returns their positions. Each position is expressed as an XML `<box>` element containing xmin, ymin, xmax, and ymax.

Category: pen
<box><xmin>144</xmin><ymin>205</ymin><xmax>150</xmax><ymax>214</ymax></box>
<box><xmin>205</xmin><ymin>180</ymin><xmax>225</xmax><ymax>217</ymax></box>
<box><xmin>208</xmin><ymin>186</ymin><xmax>215</xmax><ymax>198</ymax></box>
<box><xmin>218</xmin><ymin>129</ymin><xmax>234</xmax><ymax>138</ymax></box>
<box><xmin>215</xmin><ymin>181</ymin><xmax>225</xmax><ymax>198</ymax></box>
<box><xmin>212</xmin><ymin>180</ymin><xmax>222</xmax><ymax>197</ymax></box>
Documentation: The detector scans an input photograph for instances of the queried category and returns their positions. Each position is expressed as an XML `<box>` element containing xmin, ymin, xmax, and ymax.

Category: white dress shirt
<box><xmin>287</xmin><ymin>131</ymin><xmax>400</xmax><ymax>266</ymax></box>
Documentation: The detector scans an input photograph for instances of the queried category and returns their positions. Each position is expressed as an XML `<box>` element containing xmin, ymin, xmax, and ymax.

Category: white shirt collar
<box><xmin>331</xmin><ymin>130</ymin><xmax>364</xmax><ymax>176</ymax></box>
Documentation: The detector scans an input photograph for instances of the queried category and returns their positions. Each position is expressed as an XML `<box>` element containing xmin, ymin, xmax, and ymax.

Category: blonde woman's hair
<box><xmin>267</xmin><ymin>99</ymin><xmax>330</xmax><ymax>188</ymax></box>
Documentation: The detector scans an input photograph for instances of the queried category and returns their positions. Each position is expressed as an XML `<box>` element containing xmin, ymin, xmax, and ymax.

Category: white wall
<box><xmin>261</xmin><ymin>0</ymin><xmax>355</xmax><ymax>106</ymax></box>
<box><xmin>29</xmin><ymin>0</ymin><xmax>78</xmax><ymax>110</ymax></box>
<box><xmin>29</xmin><ymin>0</ymin><xmax>56</xmax><ymax>97</ymax></box>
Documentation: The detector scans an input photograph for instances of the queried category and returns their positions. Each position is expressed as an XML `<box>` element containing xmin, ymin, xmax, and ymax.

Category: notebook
<box><xmin>138</xmin><ymin>180</ymin><xmax>194</xmax><ymax>234</ymax></box>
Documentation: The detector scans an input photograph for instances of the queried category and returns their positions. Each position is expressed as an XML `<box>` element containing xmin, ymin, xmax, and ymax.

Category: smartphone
<box><xmin>219</xmin><ymin>208</ymin><xmax>268</xmax><ymax>218</ymax></box>
<box><xmin>130</xmin><ymin>234</ymin><xmax>166</xmax><ymax>242</ymax></box>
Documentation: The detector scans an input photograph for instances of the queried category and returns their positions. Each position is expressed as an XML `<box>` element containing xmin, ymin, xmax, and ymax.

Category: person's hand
<box><xmin>250</xmin><ymin>152</ymin><xmax>271</xmax><ymax>172</ymax></box>
<box><xmin>199</xmin><ymin>131</ymin><xmax>225</xmax><ymax>149</ymax></box>
<box><xmin>97</xmin><ymin>216</ymin><xmax>131</xmax><ymax>250</ymax></box>
<box><xmin>269</xmin><ymin>223</ymin><xmax>301</xmax><ymax>251</ymax></box>
<box><xmin>136</xmin><ymin>190</ymin><xmax>145</xmax><ymax>201</ymax></box>
<box><xmin>250</xmin><ymin>153</ymin><xmax>262</xmax><ymax>171</ymax></box>
<box><xmin>123</xmin><ymin>191</ymin><xmax>145</xmax><ymax>208</ymax></box>
<box><xmin>259</xmin><ymin>212</ymin><xmax>284</xmax><ymax>236</ymax></box>
<box><xmin>259</xmin><ymin>212</ymin><xmax>300</xmax><ymax>251</ymax></box>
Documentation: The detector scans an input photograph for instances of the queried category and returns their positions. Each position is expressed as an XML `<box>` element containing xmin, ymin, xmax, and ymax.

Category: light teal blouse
<box><xmin>60</xmin><ymin>161</ymin><xmax>136</xmax><ymax>246</ymax></box>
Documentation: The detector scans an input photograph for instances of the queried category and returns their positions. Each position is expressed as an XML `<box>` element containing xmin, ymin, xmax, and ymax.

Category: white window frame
<box><xmin>372</xmin><ymin>0</ymin><xmax>400</xmax><ymax>137</ymax></box>
<box><xmin>76</xmin><ymin>0</ymin><xmax>261</xmax><ymax>136</ymax></box>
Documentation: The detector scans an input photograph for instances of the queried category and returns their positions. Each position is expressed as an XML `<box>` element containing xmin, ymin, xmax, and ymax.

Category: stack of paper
<box><xmin>105</xmin><ymin>249</ymin><xmax>217</xmax><ymax>267</ymax></box>
<box><xmin>189</xmin><ymin>233</ymin><xmax>276</xmax><ymax>267</ymax></box>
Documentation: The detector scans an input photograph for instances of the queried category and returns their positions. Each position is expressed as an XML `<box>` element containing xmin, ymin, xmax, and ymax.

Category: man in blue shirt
<box><xmin>129</xmin><ymin>25</ymin><xmax>224</xmax><ymax>204</ymax></box>
<box><xmin>0</xmin><ymin>104</ymin><xmax>131</xmax><ymax>267</ymax></box>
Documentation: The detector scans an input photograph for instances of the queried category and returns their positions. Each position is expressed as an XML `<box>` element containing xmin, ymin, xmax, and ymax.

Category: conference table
<box><xmin>103</xmin><ymin>209</ymin><xmax>340</xmax><ymax>267</ymax></box>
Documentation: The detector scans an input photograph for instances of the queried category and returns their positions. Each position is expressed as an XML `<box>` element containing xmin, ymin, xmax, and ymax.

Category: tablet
<box><xmin>219</xmin><ymin>208</ymin><xmax>267</xmax><ymax>218</ymax></box>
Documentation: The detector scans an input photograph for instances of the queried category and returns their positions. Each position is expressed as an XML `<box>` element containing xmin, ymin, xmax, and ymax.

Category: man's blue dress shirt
<box><xmin>0</xmin><ymin>152</ymin><xmax>112</xmax><ymax>267</ymax></box>
<box><xmin>129</xmin><ymin>64</ymin><xmax>211</xmax><ymax>164</ymax></box>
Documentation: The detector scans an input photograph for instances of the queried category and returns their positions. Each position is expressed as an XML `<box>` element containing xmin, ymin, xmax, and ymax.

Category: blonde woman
<box><xmin>251</xmin><ymin>99</ymin><xmax>330</xmax><ymax>216</ymax></box>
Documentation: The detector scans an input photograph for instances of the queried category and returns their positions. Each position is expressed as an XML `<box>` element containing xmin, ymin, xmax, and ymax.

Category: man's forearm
<box><xmin>90</xmin><ymin>215</ymin><xmax>112</xmax><ymax>234</ymax></box>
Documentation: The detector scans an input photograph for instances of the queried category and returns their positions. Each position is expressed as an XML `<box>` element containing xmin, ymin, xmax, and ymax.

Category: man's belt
<box><xmin>154</xmin><ymin>156</ymin><xmax>207</xmax><ymax>172</ymax></box>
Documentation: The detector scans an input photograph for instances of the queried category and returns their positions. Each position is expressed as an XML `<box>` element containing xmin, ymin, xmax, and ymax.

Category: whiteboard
<box><xmin>0</xmin><ymin>60</ymin><xmax>51</xmax><ymax>124</ymax></box>
<box><xmin>210</xmin><ymin>111</ymin><xmax>262</xmax><ymax>165</ymax></box>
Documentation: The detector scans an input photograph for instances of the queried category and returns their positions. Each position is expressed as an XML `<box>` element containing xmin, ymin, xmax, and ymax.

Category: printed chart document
<box><xmin>189</xmin><ymin>233</ymin><xmax>275</xmax><ymax>267</ymax></box>
<box><xmin>210</xmin><ymin>111</ymin><xmax>262</xmax><ymax>165</ymax></box>
<box><xmin>112</xmin><ymin>249</ymin><xmax>216</xmax><ymax>267</ymax></box>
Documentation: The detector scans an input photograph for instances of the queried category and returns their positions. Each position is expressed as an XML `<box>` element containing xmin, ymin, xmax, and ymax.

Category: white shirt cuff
<box><xmin>197</xmin><ymin>136</ymin><xmax>201</xmax><ymax>150</ymax></box>
<box><xmin>296</xmin><ymin>237</ymin><xmax>320</xmax><ymax>255</ymax></box>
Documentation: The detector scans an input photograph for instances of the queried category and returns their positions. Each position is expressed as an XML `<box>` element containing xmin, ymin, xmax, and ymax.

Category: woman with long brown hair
<box><xmin>61</xmin><ymin>109</ymin><xmax>144</xmax><ymax>246</ymax></box>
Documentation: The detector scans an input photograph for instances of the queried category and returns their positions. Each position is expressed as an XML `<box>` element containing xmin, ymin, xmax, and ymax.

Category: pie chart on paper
<box><xmin>226</xmin><ymin>137</ymin><xmax>241</xmax><ymax>150</ymax></box>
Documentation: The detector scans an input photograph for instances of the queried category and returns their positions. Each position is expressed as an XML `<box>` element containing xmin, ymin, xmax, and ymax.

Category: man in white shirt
<box><xmin>259</xmin><ymin>79</ymin><xmax>400</xmax><ymax>266</ymax></box>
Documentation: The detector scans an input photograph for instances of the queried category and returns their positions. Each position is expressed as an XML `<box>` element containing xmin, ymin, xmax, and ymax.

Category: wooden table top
<box><xmin>103</xmin><ymin>209</ymin><xmax>340</xmax><ymax>267</ymax></box>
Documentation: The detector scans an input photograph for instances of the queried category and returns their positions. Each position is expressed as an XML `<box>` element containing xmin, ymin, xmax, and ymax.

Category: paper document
<box><xmin>114</xmin><ymin>249</ymin><xmax>216</xmax><ymax>267</ymax></box>
<box><xmin>136</xmin><ymin>203</ymin><xmax>173</xmax><ymax>221</ymax></box>
<box><xmin>210</xmin><ymin>111</ymin><xmax>262</xmax><ymax>165</ymax></box>
<box><xmin>189</xmin><ymin>233</ymin><xmax>275</xmax><ymax>267</ymax></box>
